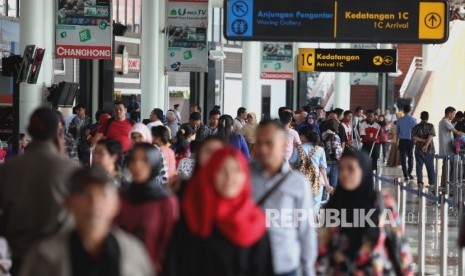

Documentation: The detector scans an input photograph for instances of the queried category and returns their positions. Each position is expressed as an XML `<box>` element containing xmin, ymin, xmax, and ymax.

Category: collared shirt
<box><xmin>194</xmin><ymin>124</ymin><xmax>208</xmax><ymax>142</ymax></box>
<box><xmin>70</xmin><ymin>116</ymin><xmax>92</xmax><ymax>148</ymax></box>
<box><xmin>439</xmin><ymin>118</ymin><xmax>455</xmax><ymax>155</ymax></box>
<box><xmin>412</xmin><ymin>121</ymin><xmax>436</xmax><ymax>154</ymax></box>
<box><xmin>174</xmin><ymin>110</ymin><xmax>182</xmax><ymax>124</ymax></box>
<box><xmin>167</xmin><ymin>122</ymin><xmax>179</xmax><ymax>140</ymax></box>
<box><xmin>204</xmin><ymin>125</ymin><xmax>218</xmax><ymax>137</ymax></box>
<box><xmin>342</xmin><ymin>122</ymin><xmax>353</xmax><ymax>143</ymax></box>
<box><xmin>359</xmin><ymin>121</ymin><xmax>381</xmax><ymax>144</ymax></box>
<box><xmin>396</xmin><ymin>114</ymin><xmax>417</xmax><ymax>140</ymax></box>
<box><xmin>146</xmin><ymin>120</ymin><xmax>163</xmax><ymax>129</ymax></box>
<box><xmin>233</xmin><ymin>118</ymin><xmax>246</xmax><ymax>134</ymax></box>
<box><xmin>285</xmin><ymin>128</ymin><xmax>302</xmax><ymax>161</ymax></box>
<box><xmin>251</xmin><ymin>163</ymin><xmax>317</xmax><ymax>276</ymax></box>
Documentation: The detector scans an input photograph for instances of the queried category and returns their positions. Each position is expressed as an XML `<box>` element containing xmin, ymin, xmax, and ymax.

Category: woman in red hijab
<box><xmin>163</xmin><ymin>147</ymin><xmax>273</xmax><ymax>276</ymax></box>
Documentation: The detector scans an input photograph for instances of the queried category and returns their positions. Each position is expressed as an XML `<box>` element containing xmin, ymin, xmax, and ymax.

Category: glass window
<box><xmin>7</xmin><ymin>0</ymin><xmax>17</xmax><ymax>17</ymax></box>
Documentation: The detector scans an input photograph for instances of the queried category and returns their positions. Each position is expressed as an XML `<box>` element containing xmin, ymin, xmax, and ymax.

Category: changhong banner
<box><xmin>260</xmin><ymin>43</ymin><xmax>294</xmax><ymax>80</ymax></box>
<box><xmin>56</xmin><ymin>0</ymin><xmax>112</xmax><ymax>59</ymax></box>
<box><xmin>166</xmin><ymin>0</ymin><xmax>208</xmax><ymax>72</ymax></box>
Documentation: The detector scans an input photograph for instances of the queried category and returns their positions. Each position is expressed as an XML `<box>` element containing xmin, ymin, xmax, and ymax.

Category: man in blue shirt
<box><xmin>396</xmin><ymin>105</ymin><xmax>418</xmax><ymax>181</ymax></box>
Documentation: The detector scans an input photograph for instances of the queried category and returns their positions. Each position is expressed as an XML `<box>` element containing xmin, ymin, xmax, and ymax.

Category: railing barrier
<box><xmin>374</xmin><ymin>153</ymin><xmax>465</xmax><ymax>275</ymax></box>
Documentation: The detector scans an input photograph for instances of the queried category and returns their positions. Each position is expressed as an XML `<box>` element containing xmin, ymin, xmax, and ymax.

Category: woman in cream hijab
<box><xmin>387</xmin><ymin>112</ymin><xmax>404</xmax><ymax>167</ymax></box>
<box><xmin>241</xmin><ymin>112</ymin><xmax>258</xmax><ymax>160</ymax></box>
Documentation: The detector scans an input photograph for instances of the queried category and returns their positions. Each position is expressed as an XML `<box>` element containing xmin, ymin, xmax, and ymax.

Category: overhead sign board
<box><xmin>298</xmin><ymin>48</ymin><xmax>397</xmax><ymax>73</ymax></box>
<box><xmin>55</xmin><ymin>0</ymin><xmax>112</xmax><ymax>59</ymax></box>
<box><xmin>260</xmin><ymin>43</ymin><xmax>294</xmax><ymax>80</ymax></box>
<box><xmin>225</xmin><ymin>0</ymin><xmax>448</xmax><ymax>43</ymax></box>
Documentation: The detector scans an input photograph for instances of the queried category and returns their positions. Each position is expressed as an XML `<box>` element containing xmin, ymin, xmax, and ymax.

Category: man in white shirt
<box><xmin>173</xmin><ymin>104</ymin><xmax>182</xmax><ymax>124</ymax></box>
<box><xmin>233</xmin><ymin>107</ymin><xmax>248</xmax><ymax>134</ymax></box>
<box><xmin>439</xmin><ymin>107</ymin><xmax>465</xmax><ymax>186</ymax></box>
<box><xmin>146</xmin><ymin>108</ymin><xmax>164</xmax><ymax>129</ymax></box>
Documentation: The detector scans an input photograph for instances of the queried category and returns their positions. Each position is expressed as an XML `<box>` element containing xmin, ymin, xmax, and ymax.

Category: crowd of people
<box><xmin>6</xmin><ymin>100</ymin><xmax>465</xmax><ymax>275</ymax></box>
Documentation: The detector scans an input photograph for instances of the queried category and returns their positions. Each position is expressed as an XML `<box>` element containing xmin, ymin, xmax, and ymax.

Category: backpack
<box><xmin>297</xmin><ymin>145</ymin><xmax>321</xmax><ymax>195</ymax></box>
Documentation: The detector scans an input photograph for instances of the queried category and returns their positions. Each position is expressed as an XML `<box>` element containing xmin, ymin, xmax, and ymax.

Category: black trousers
<box><xmin>362</xmin><ymin>142</ymin><xmax>380</xmax><ymax>172</ymax></box>
<box><xmin>398</xmin><ymin>139</ymin><xmax>414</xmax><ymax>178</ymax></box>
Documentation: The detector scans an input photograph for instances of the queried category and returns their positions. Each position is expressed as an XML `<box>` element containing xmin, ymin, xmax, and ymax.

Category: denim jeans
<box><xmin>415</xmin><ymin>152</ymin><xmax>435</xmax><ymax>185</ymax></box>
<box><xmin>399</xmin><ymin>139</ymin><xmax>414</xmax><ymax>178</ymax></box>
<box><xmin>313</xmin><ymin>183</ymin><xmax>324</xmax><ymax>213</ymax></box>
<box><xmin>326</xmin><ymin>163</ymin><xmax>339</xmax><ymax>188</ymax></box>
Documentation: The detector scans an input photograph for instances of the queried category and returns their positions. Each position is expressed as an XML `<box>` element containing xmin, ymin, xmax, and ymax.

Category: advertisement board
<box><xmin>166</xmin><ymin>0</ymin><xmax>208</xmax><ymax>72</ymax></box>
<box><xmin>56</xmin><ymin>0</ymin><xmax>112</xmax><ymax>59</ymax></box>
<box><xmin>260</xmin><ymin>43</ymin><xmax>294</xmax><ymax>80</ymax></box>
<box><xmin>0</xmin><ymin>18</ymin><xmax>20</xmax><ymax>69</ymax></box>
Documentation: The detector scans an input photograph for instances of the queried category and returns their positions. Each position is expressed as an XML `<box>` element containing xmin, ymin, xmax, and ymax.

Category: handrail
<box><xmin>399</xmin><ymin>57</ymin><xmax>423</xmax><ymax>98</ymax></box>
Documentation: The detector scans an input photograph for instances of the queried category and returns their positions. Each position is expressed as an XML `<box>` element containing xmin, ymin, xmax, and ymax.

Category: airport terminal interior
<box><xmin>1</xmin><ymin>0</ymin><xmax>465</xmax><ymax>275</ymax></box>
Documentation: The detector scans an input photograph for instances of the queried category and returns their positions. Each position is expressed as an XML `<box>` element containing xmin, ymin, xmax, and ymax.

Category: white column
<box><xmin>19</xmin><ymin>0</ymin><xmax>45</xmax><ymax>132</ymax></box>
<box><xmin>158</xmin><ymin>0</ymin><xmax>167</xmax><ymax>110</ymax></box>
<box><xmin>333</xmin><ymin>43</ymin><xmax>351</xmax><ymax>110</ymax></box>
<box><xmin>379</xmin><ymin>44</ymin><xmax>393</xmax><ymax>113</ymax></box>
<box><xmin>92</xmin><ymin>60</ymin><xmax>100</xmax><ymax>114</ymax></box>
<box><xmin>241</xmin><ymin>42</ymin><xmax>262</xmax><ymax>118</ymax></box>
<box><xmin>42</xmin><ymin>0</ymin><xmax>54</xmax><ymax>87</ymax></box>
<box><xmin>141</xmin><ymin>0</ymin><xmax>160</xmax><ymax>118</ymax></box>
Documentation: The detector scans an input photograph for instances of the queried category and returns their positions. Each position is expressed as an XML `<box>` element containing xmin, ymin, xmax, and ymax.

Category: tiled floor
<box><xmin>379</xmin><ymin>165</ymin><xmax>463</xmax><ymax>275</ymax></box>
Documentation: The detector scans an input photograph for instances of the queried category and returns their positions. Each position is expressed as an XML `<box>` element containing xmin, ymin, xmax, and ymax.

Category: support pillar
<box><xmin>42</xmin><ymin>0</ymin><xmax>54</xmax><ymax>88</ymax></box>
<box><xmin>92</xmin><ymin>60</ymin><xmax>99</xmax><ymax>114</ymax></box>
<box><xmin>203</xmin><ymin>57</ymin><xmax>216</xmax><ymax>122</ymax></box>
<box><xmin>378</xmin><ymin>44</ymin><xmax>393</xmax><ymax>113</ymax></box>
<box><xmin>333</xmin><ymin>43</ymin><xmax>351</xmax><ymax>110</ymax></box>
<box><xmin>79</xmin><ymin>60</ymin><xmax>93</xmax><ymax>112</ymax></box>
<box><xmin>285</xmin><ymin>80</ymin><xmax>294</xmax><ymax>109</ymax></box>
<box><xmin>19</xmin><ymin>0</ymin><xmax>45</xmax><ymax>133</ymax></box>
<box><xmin>297</xmin><ymin>72</ymin><xmax>308</xmax><ymax>107</ymax></box>
<box><xmin>141</xmin><ymin>0</ymin><xmax>161</xmax><ymax>118</ymax></box>
<box><xmin>158</xmin><ymin>0</ymin><xmax>167</xmax><ymax>110</ymax></box>
<box><xmin>241</xmin><ymin>42</ymin><xmax>262</xmax><ymax>118</ymax></box>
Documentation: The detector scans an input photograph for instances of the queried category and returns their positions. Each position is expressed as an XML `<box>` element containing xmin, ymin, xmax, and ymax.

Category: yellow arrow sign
<box><xmin>419</xmin><ymin>2</ymin><xmax>446</xmax><ymax>39</ymax></box>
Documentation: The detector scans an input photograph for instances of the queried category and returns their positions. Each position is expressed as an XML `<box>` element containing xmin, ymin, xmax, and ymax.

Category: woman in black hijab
<box><xmin>116</xmin><ymin>143</ymin><xmax>179</xmax><ymax>274</ymax></box>
<box><xmin>316</xmin><ymin>150</ymin><xmax>413</xmax><ymax>275</ymax></box>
